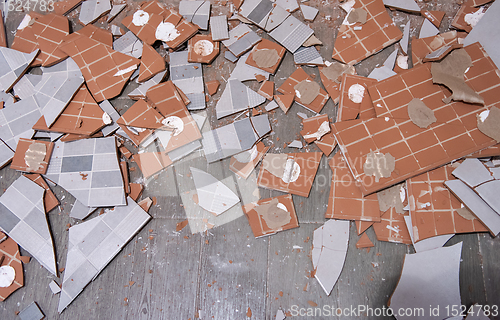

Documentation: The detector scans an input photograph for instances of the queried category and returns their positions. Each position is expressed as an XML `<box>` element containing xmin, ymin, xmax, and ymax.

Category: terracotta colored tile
<box><xmin>277</xmin><ymin>67</ymin><xmax>329</xmax><ymax>113</ymax></box>
<box><xmin>206</xmin><ymin>80</ymin><xmax>220</xmax><ymax>96</ymax></box>
<box><xmin>373</xmin><ymin>207</ymin><xmax>412</xmax><ymax>245</ymax></box>
<box><xmin>325</xmin><ymin>153</ymin><xmax>380</xmax><ymax>221</ymax></box>
<box><xmin>117</xmin><ymin>124</ymin><xmax>153</xmax><ymax>147</ymax></box>
<box><xmin>0</xmin><ymin>237</ymin><xmax>24</xmax><ymax>301</ymax></box>
<box><xmin>188</xmin><ymin>35</ymin><xmax>219</xmax><ymax>64</ymax></box>
<box><xmin>421</xmin><ymin>10</ymin><xmax>445</xmax><ymax>28</ymax></box>
<box><xmin>59</xmin><ymin>34</ymin><xmax>140</xmax><ymax>102</ymax></box>
<box><xmin>53</xmin><ymin>0</ymin><xmax>84</xmax><ymax>15</ymax></box>
<box><xmin>338</xmin><ymin>74</ymin><xmax>377</xmax><ymax>121</ymax></box>
<box><xmin>467</xmin><ymin>144</ymin><xmax>500</xmax><ymax>158</ymax></box>
<box><xmin>229</xmin><ymin>141</ymin><xmax>270</xmax><ymax>179</ymax></box>
<box><xmin>356</xmin><ymin>233</ymin><xmax>374</xmax><ymax>249</ymax></box>
<box><xmin>10</xmin><ymin>138</ymin><xmax>54</xmax><ymax>174</ymax></box>
<box><xmin>314</xmin><ymin>125</ymin><xmax>337</xmax><ymax>156</ymax></box>
<box><xmin>163</xmin><ymin>12</ymin><xmax>199</xmax><ymax>50</ymax></box>
<box><xmin>407</xmin><ymin>164</ymin><xmax>488</xmax><ymax>242</ymax></box>
<box><xmin>274</xmin><ymin>94</ymin><xmax>294</xmax><ymax>113</ymax></box>
<box><xmin>411</xmin><ymin>31</ymin><xmax>462</xmax><ymax>66</ymax></box>
<box><xmin>129</xmin><ymin>183</ymin><xmax>144</xmax><ymax>201</ymax></box>
<box><xmin>132</xmin><ymin>151</ymin><xmax>172</xmax><ymax>178</ymax></box>
<box><xmin>451</xmin><ymin>1</ymin><xmax>476</xmax><ymax>33</ymax></box>
<box><xmin>11</xmin><ymin>12</ymin><xmax>45</xmax><ymax>66</ymax></box>
<box><xmin>246</xmin><ymin>38</ymin><xmax>286</xmax><ymax>74</ymax></box>
<box><xmin>300</xmin><ymin>114</ymin><xmax>330</xmax><ymax>144</ymax></box>
<box><xmin>138</xmin><ymin>44</ymin><xmax>166</xmax><ymax>82</ymax></box>
<box><xmin>24</xmin><ymin>173</ymin><xmax>59</xmax><ymax>213</ymax></box>
<box><xmin>0</xmin><ymin>10</ymin><xmax>6</xmax><ymax>47</ymax></box>
<box><xmin>31</xmin><ymin>13</ymin><xmax>70</xmax><ymax>67</ymax></box>
<box><xmin>119</xmin><ymin>146</ymin><xmax>133</xmax><ymax>159</ymax></box>
<box><xmin>117</xmin><ymin>99</ymin><xmax>164</xmax><ymax>129</ymax></box>
<box><xmin>332</xmin><ymin>0</ymin><xmax>402</xmax><ymax>65</ymax></box>
<box><xmin>70</xmin><ymin>24</ymin><xmax>113</xmax><ymax>46</ymax></box>
<box><xmin>120</xmin><ymin>160</ymin><xmax>130</xmax><ymax>194</ymax></box>
<box><xmin>355</xmin><ymin>220</ymin><xmax>374</xmax><ymax>235</ymax></box>
<box><xmin>258</xmin><ymin>80</ymin><xmax>274</xmax><ymax>101</ymax></box>
<box><xmin>122</xmin><ymin>12</ymin><xmax>164</xmax><ymax>45</ymax></box>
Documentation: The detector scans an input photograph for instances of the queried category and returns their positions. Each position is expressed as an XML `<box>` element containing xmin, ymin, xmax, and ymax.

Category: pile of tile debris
<box><xmin>0</xmin><ymin>0</ymin><xmax>498</xmax><ymax>317</ymax></box>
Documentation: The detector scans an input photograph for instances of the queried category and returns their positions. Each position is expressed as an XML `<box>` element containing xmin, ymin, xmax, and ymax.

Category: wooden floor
<box><xmin>1</xmin><ymin>1</ymin><xmax>500</xmax><ymax>319</ymax></box>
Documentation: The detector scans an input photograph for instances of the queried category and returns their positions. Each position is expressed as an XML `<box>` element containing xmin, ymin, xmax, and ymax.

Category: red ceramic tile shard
<box><xmin>206</xmin><ymin>80</ymin><xmax>220</xmax><ymax>96</ymax></box>
<box><xmin>411</xmin><ymin>31</ymin><xmax>463</xmax><ymax>66</ymax></box>
<box><xmin>467</xmin><ymin>144</ymin><xmax>500</xmax><ymax>158</ymax></box>
<box><xmin>331</xmin><ymin>0</ymin><xmax>403</xmax><ymax>65</ymax></box>
<box><xmin>338</xmin><ymin>74</ymin><xmax>377</xmax><ymax>121</ymax></box>
<box><xmin>122</xmin><ymin>12</ymin><xmax>164</xmax><ymax>46</ymax></box>
<box><xmin>258</xmin><ymin>80</ymin><xmax>274</xmax><ymax>101</ymax></box>
<box><xmin>30</xmin><ymin>13</ymin><xmax>70</xmax><ymax>67</ymax></box>
<box><xmin>333</xmin><ymin>43</ymin><xmax>500</xmax><ymax>195</ymax></box>
<box><xmin>53</xmin><ymin>0</ymin><xmax>84</xmax><ymax>15</ymax></box>
<box><xmin>314</xmin><ymin>127</ymin><xmax>337</xmax><ymax>156</ymax></box>
<box><xmin>10</xmin><ymin>138</ymin><xmax>54</xmax><ymax>174</ymax></box>
<box><xmin>421</xmin><ymin>10</ymin><xmax>445</xmax><ymax>28</ymax></box>
<box><xmin>356</xmin><ymin>233</ymin><xmax>374</xmax><ymax>249</ymax></box>
<box><xmin>24</xmin><ymin>173</ymin><xmax>59</xmax><ymax>213</ymax></box>
<box><xmin>355</xmin><ymin>220</ymin><xmax>374</xmax><ymax>235</ymax></box>
<box><xmin>274</xmin><ymin>94</ymin><xmax>294</xmax><ymax>113</ymax></box>
<box><xmin>422</xmin><ymin>43</ymin><xmax>463</xmax><ymax>63</ymax></box>
<box><xmin>138</xmin><ymin>44</ymin><xmax>166</xmax><ymax>82</ymax></box>
<box><xmin>319</xmin><ymin>71</ymin><xmax>341</xmax><ymax>104</ymax></box>
<box><xmin>138</xmin><ymin>197</ymin><xmax>153</xmax><ymax>212</ymax></box>
<box><xmin>277</xmin><ymin>67</ymin><xmax>329</xmax><ymax>113</ymax></box>
<box><xmin>117</xmin><ymin>99</ymin><xmax>164</xmax><ymax>130</ymax></box>
<box><xmin>0</xmin><ymin>10</ymin><xmax>6</xmax><ymax>47</ymax></box>
<box><xmin>60</xmin><ymin>130</ymin><xmax>104</xmax><ymax>142</ymax></box>
<box><xmin>133</xmin><ymin>152</ymin><xmax>172</xmax><ymax>178</ymax></box>
<box><xmin>174</xmin><ymin>85</ymin><xmax>191</xmax><ymax>106</ymax></box>
<box><xmin>129</xmin><ymin>183</ymin><xmax>144</xmax><ymax>201</ymax></box>
<box><xmin>120</xmin><ymin>161</ymin><xmax>130</xmax><ymax>194</ymax></box>
<box><xmin>257</xmin><ymin>152</ymin><xmax>322</xmax><ymax>197</ymax></box>
<box><xmin>32</xmin><ymin>85</ymin><xmax>106</xmax><ymax>136</ymax></box>
<box><xmin>246</xmin><ymin>38</ymin><xmax>286</xmax><ymax>74</ymax></box>
<box><xmin>117</xmin><ymin>124</ymin><xmax>153</xmax><ymax>146</ymax></box>
<box><xmin>0</xmin><ymin>237</ymin><xmax>24</xmax><ymax>301</ymax></box>
<box><xmin>145</xmin><ymin>81</ymin><xmax>202</xmax><ymax>153</ymax></box>
<box><xmin>11</xmin><ymin>12</ymin><xmax>45</xmax><ymax>66</ymax></box>
<box><xmin>229</xmin><ymin>141</ymin><xmax>271</xmax><ymax>179</ymax></box>
<box><xmin>188</xmin><ymin>35</ymin><xmax>219</xmax><ymax>64</ymax></box>
<box><xmin>59</xmin><ymin>34</ymin><xmax>140</xmax><ymax>102</ymax></box>
<box><xmin>407</xmin><ymin>164</ymin><xmax>488</xmax><ymax>242</ymax></box>
<box><xmin>243</xmin><ymin>194</ymin><xmax>299</xmax><ymax>238</ymax></box>
<box><xmin>140</xmin><ymin>0</ymin><xmax>174</xmax><ymax>17</ymax></box>
<box><xmin>325</xmin><ymin>153</ymin><xmax>381</xmax><ymax>221</ymax></box>
<box><xmin>373</xmin><ymin>207</ymin><xmax>412</xmax><ymax>244</ymax></box>
<box><xmin>119</xmin><ymin>146</ymin><xmax>133</xmax><ymax>159</ymax></box>
<box><xmin>300</xmin><ymin>114</ymin><xmax>330</xmax><ymax>144</ymax></box>
<box><xmin>451</xmin><ymin>1</ymin><xmax>477</xmax><ymax>33</ymax></box>
<box><xmin>153</xmin><ymin>8</ymin><xmax>198</xmax><ymax>50</ymax></box>
<box><xmin>68</xmin><ymin>24</ymin><xmax>113</xmax><ymax>46</ymax></box>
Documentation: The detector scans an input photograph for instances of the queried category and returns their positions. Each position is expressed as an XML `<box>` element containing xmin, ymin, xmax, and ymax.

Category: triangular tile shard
<box><xmin>300</xmin><ymin>4</ymin><xmax>319</xmax><ymax>22</ymax></box>
<box><xmin>60</xmin><ymin>34</ymin><xmax>140</xmax><ymax>102</ymax></box>
<box><xmin>99</xmin><ymin>100</ymin><xmax>121</xmax><ymax>136</ymax></box>
<box><xmin>293</xmin><ymin>46</ymin><xmax>323</xmax><ymax>65</ymax></box>
<box><xmin>421</xmin><ymin>10</ymin><xmax>445</xmax><ymax>28</ymax></box>
<box><xmin>24</xmin><ymin>173</ymin><xmax>60</xmax><ymax>213</ymax></box>
<box><xmin>44</xmin><ymin>137</ymin><xmax>126</xmax><ymax>207</ymax></box>
<box><xmin>383</xmin><ymin>0</ymin><xmax>420</xmax><ymax>13</ymax></box>
<box><xmin>202</xmin><ymin>114</ymin><xmax>270</xmax><ymax>163</ymax></box>
<box><xmin>0</xmin><ymin>237</ymin><xmax>24</xmax><ymax>301</ymax></box>
<box><xmin>179</xmin><ymin>1</ymin><xmax>211</xmax><ymax>30</ymax></box>
<box><xmin>269</xmin><ymin>15</ymin><xmax>313</xmax><ymax>53</ymax></box>
<box><xmin>108</xmin><ymin>4</ymin><xmax>126</xmax><ymax>22</ymax></box>
<box><xmin>58</xmin><ymin>197</ymin><xmax>151</xmax><ymax>313</ymax></box>
<box><xmin>210</xmin><ymin>15</ymin><xmax>229</xmax><ymax>41</ymax></box>
<box><xmin>0</xmin><ymin>175</ymin><xmax>57</xmax><ymax>276</ymax></box>
<box><xmin>206</xmin><ymin>80</ymin><xmax>220</xmax><ymax>96</ymax></box>
<box><xmin>332</xmin><ymin>0</ymin><xmax>403</xmax><ymax>65</ymax></box>
<box><xmin>356</xmin><ymin>233</ymin><xmax>374</xmax><ymax>249</ymax></box>
<box><xmin>274</xmin><ymin>94</ymin><xmax>294</xmax><ymax>113</ymax></box>
<box><xmin>229</xmin><ymin>141</ymin><xmax>270</xmax><ymax>179</ymax></box>
<box><xmin>113</xmin><ymin>31</ymin><xmax>143</xmax><ymax>59</ymax></box>
<box><xmin>388</xmin><ymin>243</ymin><xmax>463</xmax><ymax>319</ymax></box>
<box><xmin>419</xmin><ymin>18</ymin><xmax>440</xmax><ymax>38</ymax></box>
<box><xmin>138</xmin><ymin>44</ymin><xmax>166</xmax><ymax>82</ymax></box>
<box><xmin>258</xmin><ymin>80</ymin><xmax>274</xmax><ymax>100</ymax></box>
<box><xmin>222</xmin><ymin>24</ymin><xmax>262</xmax><ymax>57</ymax></box>
<box><xmin>169</xmin><ymin>51</ymin><xmax>205</xmax><ymax>110</ymax></box>
<box><xmin>190</xmin><ymin>167</ymin><xmax>240</xmax><ymax>216</ymax></box>
<box><xmin>311</xmin><ymin>220</ymin><xmax>349</xmax><ymax>295</ymax></box>
<box><xmin>238</xmin><ymin>0</ymin><xmax>289</xmax><ymax>32</ymax></box>
<box><xmin>216</xmin><ymin>79</ymin><xmax>266</xmax><ymax>119</ymax></box>
<box><xmin>367</xmin><ymin>49</ymin><xmax>398</xmax><ymax>81</ymax></box>
<box><xmin>31</xmin><ymin>13</ymin><xmax>70</xmax><ymax>66</ymax></box>
<box><xmin>79</xmin><ymin>0</ymin><xmax>112</xmax><ymax>25</ymax></box>
<box><xmin>0</xmin><ymin>47</ymin><xmax>39</xmax><ymax>92</ymax></box>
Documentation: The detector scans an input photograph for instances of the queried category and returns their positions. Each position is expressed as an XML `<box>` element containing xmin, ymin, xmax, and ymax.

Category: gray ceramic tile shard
<box><xmin>464</xmin><ymin>0</ymin><xmax>500</xmax><ymax>74</ymax></box>
<box><xmin>49</xmin><ymin>280</ymin><xmax>61</xmax><ymax>294</ymax></box>
<box><xmin>265</xmin><ymin>100</ymin><xmax>279</xmax><ymax>111</ymax></box>
<box><xmin>99</xmin><ymin>100</ymin><xmax>120</xmax><ymax>136</ymax></box>
<box><xmin>445</xmin><ymin>179</ymin><xmax>500</xmax><ymax>236</ymax></box>
<box><xmin>107</xmin><ymin>4</ymin><xmax>126</xmax><ymax>22</ymax></box>
<box><xmin>222</xmin><ymin>24</ymin><xmax>261</xmax><ymax>57</ymax></box>
<box><xmin>202</xmin><ymin>114</ymin><xmax>270</xmax><ymax>163</ymax></box>
<box><xmin>19</xmin><ymin>302</ymin><xmax>45</xmax><ymax>320</ymax></box>
<box><xmin>13</xmin><ymin>74</ymin><xmax>42</xmax><ymax>100</ymax></box>
<box><xmin>169</xmin><ymin>51</ymin><xmax>205</xmax><ymax>110</ymax></box>
<box><xmin>0</xmin><ymin>95</ymin><xmax>42</xmax><ymax>150</ymax></box>
<box><xmin>44</xmin><ymin>136</ymin><xmax>126</xmax><ymax>208</ymax></box>
<box><xmin>311</xmin><ymin>219</ymin><xmax>349</xmax><ymax>295</ymax></box>
<box><xmin>230</xmin><ymin>52</ymin><xmax>270</xmax><ymax>81</ymax></box>
<box><xmin>275</xmin><ymin>0</ymin><xmax>299</xmax><ymax>12</ymax></box>
<box><xmin>210</xmin><ymin>15</ymin><xmax>229</xmax><ymax>41</ymax></box>
<box><xmin>224</xmin><ymin>50</ymin><xmax>239</xmax><ymax>63</ymax></box>
<box><xmin>111</xmin><ymin>25</ymin><xmax>123</xmax><ymax>36</ymax></box>
<box><xmin>70</xmin><ymin>198</ymin><xmax>98</xmax><ymax>220</ymax></box>
<box><xmin>368</xmin><ymin>49</ymin><xmax>398</xmax><ymax>81</ymax></box>
<box><xmin>238</xmin><ymin>0</ymin><xmax>289</xmax><ymax>32</ymax></box>
<box><xmin>293</xmin><ymin>46</ymin><xmax>323</xmax><ymax>65</ymax></box>
<box><xmin>0</xmin><ymin>139</ymin><xmax>14</xmax><ymax>168</ymax></box>
<box><xmin>401</xmin><ymin>23</ymin><xmax>410</xmax><ymax>55</ymax></box>
<box><xmin>79</xmin><ymin>0</ymin><xmax>111</xmax><ymax>25</ymax></box>
<box><xmin>452</xmin><ymin>158</ymin><xmax>494</xmax><ymax>188</ymax></box>
<box><xmin>113</xmin><ymin>31</ymin><xmax>143</xmax><ymax>59</ymax></box>
<box><xmin>34</xmin><ymin>58</ymin><xmax>85</xmax><ymax>128</ymax></box>
<box><xmin>269</xmin><ymin>15</ymin><xmax>313</xmax><ymax>53</ymax></box>
<box><xmin>58</xmin><ymin>197</ymin><xmax>151</xmax><ymax>313</ymax></box>
<box><xmin>476</xmin><ymin>180</ymin><xmax>500</xmax><ymax>216</ymax></box>
<box><xmin>0</xmin><ymin>48</ymin><xmax>39</xmax><ymax>92</ymax></box>
<box><xmin>216</xmin><ymin>79</ymin><xmax>266</xmax><ymax>119</ymax></box>
<box><xmin>190</xmin><ymin>167</ymin><xmax>240</xmax><ymax>215</ymax></box>
<box><xmin>128</xmin><ymin>70</ymin><xmax>167</xmax><ymax>100</ymax></box>
<box><xmin>179</xmin><ymin>0</ymin><xmax>211</xmax><ymax>30</ymax></box>
<box><xmin>383</xmin><ymin>0</ymin><xmax>420</xmax><ymax>12</ymax></box>
<box><xmin>419</xmin><ymin>18</ymin><xmax>440</xmax><ymax>39</ymax></box>
<box><xmin>300</xmin><ymin>4</ymin><xmax>318</xmax><ymax>22</ymax></box>
<box><xmin>0</xmin><ymin>90</ymin><xmax>14</xmax><ymax>107</ymax></box>
<box><xmin>0</xmin><ymin>175</ymin><xmax>57</xmax><ymax>276</ymax></box>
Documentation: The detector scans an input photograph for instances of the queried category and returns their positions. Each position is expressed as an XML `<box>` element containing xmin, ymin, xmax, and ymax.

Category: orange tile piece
<box><xmin>138</xmin><ymin>197</ymin><xmax>153</xmax><ymax>212</ymax></box>
<box><xmin>119</xmin><ymin>146</ymin><xmax>133</xmax><ymax>159</ymax></box>
<box><xmin>355</xmin><ymin>220</ymin><xmax>374</xmax><ymax>235</ymax></box>
<box><xmin>122</xmin><ymin>12</ymin><xmax>164</xmax><ymax>46</ymax></box>
<box><xmin>451</xmin><ymin>0</ymin><xmax>476</xmax><ymax>33</ymax></box>
<box><xmin>421</xmin><ymin>10</ymin><xmax>445</xmax><ymax>28</ymax></box>
<box><xmin>11</xmin><ymin>12</ymin><xmax>45</xmax><ymax>67</ymax></box>
<box><xmin>325</xmin><ymin>153</ymin><xmax>381</xmax><ymax>221</ymax></box>
<box><xmin>258</xmin><ymin>80</ymin><xmax>274</xmax><ymax>101</ymax></box>
<box><xmin>373</xmin><ymin>207</ymin><xmax>412</xmax><ymax>244</ymax></box>
<box><xmin>31</xmin><ymin>13</ymin><xmax>70</xmax><ymax>67</ymax></box>
<box><xmin>467</xmin><ymin>144</ymin><xmax>500</xmax><ymax>158</ymax></box>
<box><xmin>70</xmin><ymin>24</ymin><xmax>113</xmax><ymax>46</ymax></box>
<box><xmin>10</xmin><ymin>138</ymin><xmax>54</xmax><ymax>174</ymax></box>
<box><xmin>407</xmin><ymin>163</ymin><xmax>488</xmax><ymax>242</ymax></box>
<box><xmin>133</xmin><ymin>152</ymin><xmax>172</xmax><ymax>178</ymax></box>
<box><xmin>229</xmin><ymin>141</ymin><xmax>270</xmax><ymax>179</ymax></box>
<box><xmin>356</xmin><ymin>233</ymin><xmax>374</xmax><ymax>249</ymax></box>
<box><xmin>53</xmin><ymin>0</ymin><xmax>84</xmax><ymax>15</ymax></box>
<box><xmin>331</xmin><ymin>0</ymin><xmax>403</xmax><ymax>65</ymax></box>
<box><xmin>0</xmin><ymin>237</ymin><xmax>24</xmax><ymax>301</ymax></box>
<box><xmin>59</xmin><ymin>34</ymin><xmax>140</xmax><ymax>102</ymax></box>
<box><xmin>246</xmin><ymin>38</ymin><xmax>286</xmax><ymax>74</ymax></box>
<box><xmin>138</xmin><ymin>44</ymin><xmax>166</xmax><ymax>82</ymax></box>
<box><xmin>411</xmin><ymin>31</ymin><xmax>463</xmax><ymax>66</ymax></box>
<box><xmin>188</xmin><ymin>35</ymin><xmax>219</xmax><ymax>64</ymax></box>
<box><xmin>338</xmin><ymin>74</ymin><xmax>377</xmax><ymax>121</ymax></box>
<box><xmin>206</xmin><ymin>80</ymin><xmax>220</xmax><ymax>96</ymax></box>
<box><xmin>24</xmin><ymin>173</ymin><xmax>60</xmax><ymax>213</ymax></box>
<box><xmin>277</xmin><ymin>67</ymin><xmax>329</xmax><ymax>113</ymax></box>
<box><xmin>117</xmin><ymin>99</ymin><xmax>164</xmax><ymax>129</ymax></box>
<box><xmin>120</xmin><ymin>160</ymin><xmax>130</xmax><ymax>194</ymax></box>
<box><xmin>300</xmin><ymin>114</ymin><xmax>330</xmax><ymax>144</ymax></box>
<box><xmin>117</xmin><ymin>124</ymin><xmax>153</xmax><ymax>147</ymax></box>
<box><xmin>60</xmin><ymin>131</ymin><xmax>103</xmax><ymax>142</ymax></box>
<box><xmin>255</xmin><ymin>74</ymin><xmax>266</xmax><ymax>82</ymax></box>
<box><xmin>274</xmin><ymin>94</ymin><xmax>294</xmax><ymax>113</ymax></box>
<box><xmin>129</xmin><ymin>183</ymin><xmax>144</xmax><ymax>201</ymax></box>
<box><xmin>0</xmin><ymin>10</ymin><xmax>6</xmax><ymax>47</ymax></box>
<box><xmin>314</xmin><ymin>127</ymin><xmax>337</xmax><ymax>156</ymax></box>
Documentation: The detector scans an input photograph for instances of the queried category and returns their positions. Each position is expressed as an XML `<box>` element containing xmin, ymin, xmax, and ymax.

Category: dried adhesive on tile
<box><xmin>348</xmin><ymin>84</ymin><xmax>365</xmax><ymax>103</ymax></box>
<box><xmin>156</xmin><ymin>22</ymin><xmax>180</xmax><ymax>42</ymax></box>
<box><xmin>0</xmin><ymin>266</ymin><xmax>15</xmax><ymax>287</ymax></box>
<box><xmin>407</xmin><ymin>98</ymin><xmax>436</xmax><ymax>129</ymax></box>
<box><xmin>346</xmin><ymin>8</ymin><xmax>367</xmax><ymax>24</ymax></box>
<box><xmin>377</xmin><ymin>183</ymin><xmax>405</xmax><ymax>214</ymax></box>
<box><xmin>363</xmin><ymin>151</ymin><xmax>395</xmax><ymax>182</ymax></box>
<box><xmin>161</xmin><ymin>116</ymin><xmax>184</xmax><ymax>136</ymax></box>
<box><xmin>294</xmin><ymin>80</ymin><xmax>320</xmax><ymax>105</ymax></box>
<box><xmin>262</xmin><ymin>153</ymin><xmax>288</xmax><ymax>178</ymax></box>
<box><xmin>24</xmin><ymin>142</ymin><xmax>47</xmax><ymax>172</ymax></box>
<box><xmin>252</xmin><ymin>49</ymin><xmax>280</xmax><ymax>69</ymax></box>
<box><xmin>456</xmin><ymin>207</ymin><xmax>476</xmax><ymax>220</ymax></box>
<box><xmin>321</xmin><ymin>62</ymin><xmax>354</xmax><ymax>81</ymax></box>
<box><xmin>477</xmin><ymin>107</ymin><xmax>500</xmax><ymax>143</ymax></box>
<box><xmin>193</xmin><ymin>40</ymin><xmax>213</xmax><ymax>56</ymax></box>
<box><xmin>282</xmin><ymin>158</ymin><xmax>300</xmax><ymax>183</ymax></box>
<box><xmin>133</xmin><ymin>10</ymin><xmax>150</xmax><ymax>26</ymax></box>
<box><xmin>253</xmin><ymin>198</ymin><xmax>291</xmax><ymax>229</ymax></box>
<box><xmin>303</xmin><ymin>121</ymin><xmax>330</xmax><ymax>141</ymax></box>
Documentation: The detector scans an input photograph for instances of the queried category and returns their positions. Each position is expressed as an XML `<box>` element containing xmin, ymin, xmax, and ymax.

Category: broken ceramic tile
<box><xmin>258</xmin><ymin>80</ymin><xmax>274</xmax><ymax>101</ymax></box>
<box><xmin>293</xmin><ymin>46</ymin><xmax>323</xmax><ymax>66</ymax></box>
<box><xmin>0</xmin><ymin>10</ymin><xmax>4</xmax><ymax>48</ymax></box>
<box><xmin>60</xmin><ymin>34</ymin><xmax>140</xmax><ymax>102</ymax></box>
<box><xmin>157</xmin><ymin>11</ymin><xmax>199</xmax><ymax>50</ymax></box>
<box><xmin>0</xmin><ymin>140</ymin><xmax>14</xmax><ymax>169</ymax></box>
<box><xmin>338</xmin><ymin>74</ymin><xmax>377</xmax><ymax>121</ymax></box>
<box><xmin>383</xmin><ymin>0</ymin><xmax>420</xmax><ymax>13</ymax></box>
<box><xmin>356</xmin><ymin>232</ymin><xmax>374</xmax><ymax>249</ymax></box>
<box><xmin>19</xmin><ymin>302</ymin><xmax>45</xmax><ymax>320</ymax></box>
<box><xmin>311</xmin><ymin>219</ymin><xmax>349</xmax><ymax>295</ymax></box>
<box><xmin>231</xmin><ymin>52</ymin><xmax>271</xmax><ymax>81</ymax></box>
<box><xmin>117</xmin><ymin>99</ymin><xmax>164</xmax><ymax>129</ymax></box>
<box><xmin>477</xmin><ymin>106</ymin><xmax>500</xmax><ymax>143</ymax></box>
<box><xmin>411</xmin><ymin>31</ymin><xmax>463</xmax><ymax>66</ymax></box>
<box><xmin>318</xmin><ymin>61</ymin><xmax>355</xmax><ymax>104</ymax></box>
<box><xmin>107</xmin><ymin>4</ymin><xmax>126</xmax><ymax>22</ymax></box>
<box><xmin>222</xmin><ymin>24</ymin><xmax>261</xmax><ymax>57</ymax></box>
<box><xmin>421</xmin><ymin>10</ymin><xmax>445</xmax><ymax>28</ymax></box>
<box><xmin>113</xmin><ymin>31</ymin><xmax>143</xmax><ymax>59</ymax></box>
<box><xmin>206</xmin><ymin>80</ymin><xmax>220</xmax><ymax>96</ymax></box>
<box><xmin>269</xmin><ymin>15</ymin><xmax>313</xmax><ymax>53</ymax></box>
<box><xmin>303</xmin><ymin>34</ymin><xmax>322</xmax><ymax>47</ymax></box>
<box><xmin>169</xmin><ymin>50</ymin><xmax>205</xmax><ymax>110</ymax></box>
<box><xmin>300</xmin><ymin>114</ymin><xmax>330</xmax><ymax>143</ymax></box>
<box><xmin>452</xmin><ymin>158</ymin><xmax>493</xmax><ymax>188</ymax></box>
<box><xmin>0</xmin><ymin>237</ymin><xmax>24</xmax><ymax>301</ymax></box>
<box><xmin>274</xmin><ymin>94</ymin><xmax>294</xmax><ymax>113</ymax></box>
<box><xmin>30</xmin><ymin>13</ymin><xmax>70</xmax><ymax>67</ymax></box>
<box><xmin>79</xmin><ymin>0</ymin><xmax>112</xmax><ymax>25</ymax></box>
<box><xmin>332</xmin><ymin>0</ymin><xmax>402</xmax><ymax>65</ymax></box>
<box><xmin>121</xmin><ymin>9</ymin><xmax>164</xmax><ymax>46</ymax></box>
<box><xmin>230</xmin><ymin>142</ymin><xmax>270</xmax><ymax>179</ymax></box>
<box><xmin>403</xmin><ymin>215</ymin><xmax>453</xmax><ymax>253</ymax></box>
<box><xmin>451</xmin><ymin>1</ymin><xmax>482</xmax><ymax>33</ymax></box>
<box><xmin>133</xmin><ymin>152</ymin><xmax>173</xmax><ymax>179</ymax></box>
<box><xmin>67</xmin><ymin>24</ymin><xmax>114</xmax><ymax>47</ymax></box>
<box><xmin>24</xmin><ymin>173</ymin><xmax>60</xmax><ymax>213</ymax></box>
<box><xmin>12</xmin><ymin>74</ymin><xmax>40</xmax><ymax>100</ymax></box>
<box><xmin>99</xmin><ymin>100</ymin><xmax>121</xmax><ymax>136</ymax></box>
<box><xmin>0</xmin><ymin>47</ymin><xmax>38</xmax><ymax>93</ymax></box>
<box><xmin>419</xmin><ymin>18</ymin><xmax>440</xmax><ymax>38</ymax></box>
<box><xmin>53</xmin><ymin>0</ymin><xmax>84</xmax><ymax>15</ymax></box>
<box><xmin>238</xmin><ymin>0</ymin><xmax>290</xmax><ymax>31</ymax></box>
<box><xmin>138</xmin><ymin>44</ymin><xmax>165</xmax><ymax>82</ymax></box>
<box><xmin>58</xmin><ymin>197</ymin><xmax>151</xmax><ymax>313</ymax></box>
<box><xmin>400</xmin><ymin>23</ymin><xmax>410</xmax><ymax>55</ymax></box>
<box><xmin>388</xmin><ymin>243</ymin><xmax>462</xmax><ymax>319</ymax></box>
<box><xmin>11</xmin><ymin>13</ymin><xmax>45</xmax><ymax>66</ymax></box>
<box><xmin>49</xmin><ymin>280</ymin><xmax>61</xmax><ymax>294</ymax></box>
<box><xmin>202</xmin><ymin>114</ymin><xmax>270</xmax><ymax>163</ymax></box>
<box><xmin>0</xmin><ymin>175</ymin><xmax>57</xmax><ymax>276</ymax></box>
<box><xmin>300</xmin><ymin>4</ymin><xmax>318</xmax><ymax>22</ymax></box>
<box><xmin>275</xmin><ymin>0</ymin><xmax>299</xmax><ymax>12</ymax></box>
<box><xmin>367</xmin><ymin>49</ymin><xmax>397</xmax><ymax>81</ymax></box>
<box><xmin>44</xmin><ymin>137</ymin><xmax>126</xmax><ymax>207</ymax></box>
<box><xmin>10</xmin><ymin>138</ymin><xmax>54</xmax><ymax>174</ymax></box>
<box><xmin>179</xmin><ymin>0</ymin><xmax>211</xmax><ymax>30</ymax></box>
<box><xmin>188</xmin><ymin>35</ymin><xmax>219</xmax><ymax>64</ymax></box>
<box><xmin>111</xmin><ymin>25</ymin><xmax>123</xmax><ymax>36</ymax></box>
<box><xmin>216</xmin><ymin>79</ymin><xmax>266</xmax><ymax>119</ymax></box>
<box><xmin>128</xmin><ymin>70</ymin><xmax>167</xmax><ymax>100</ymax></box>
<box><xmin>245</xmin><ymin>38</ymin><xmax>286</xmax><ymax>74</ymax></box>
<box><xmin>243</xmin><ymin>194</ymin><xmax>298</xmax><ymax>237</ymax></box>
<box><xmin>423</xmin><ymin>43</ymin><xmax>463</xmax><ymax>63</ymax></box>
<box><xmin>210</xmin><ymin>15</ymin><xmax>229</xmax><ymax>41</ymax></box>
<box><xmin>264</xmin><ymin>100</ymin><xmax>279</xmax><ymax>111</ymax></box>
